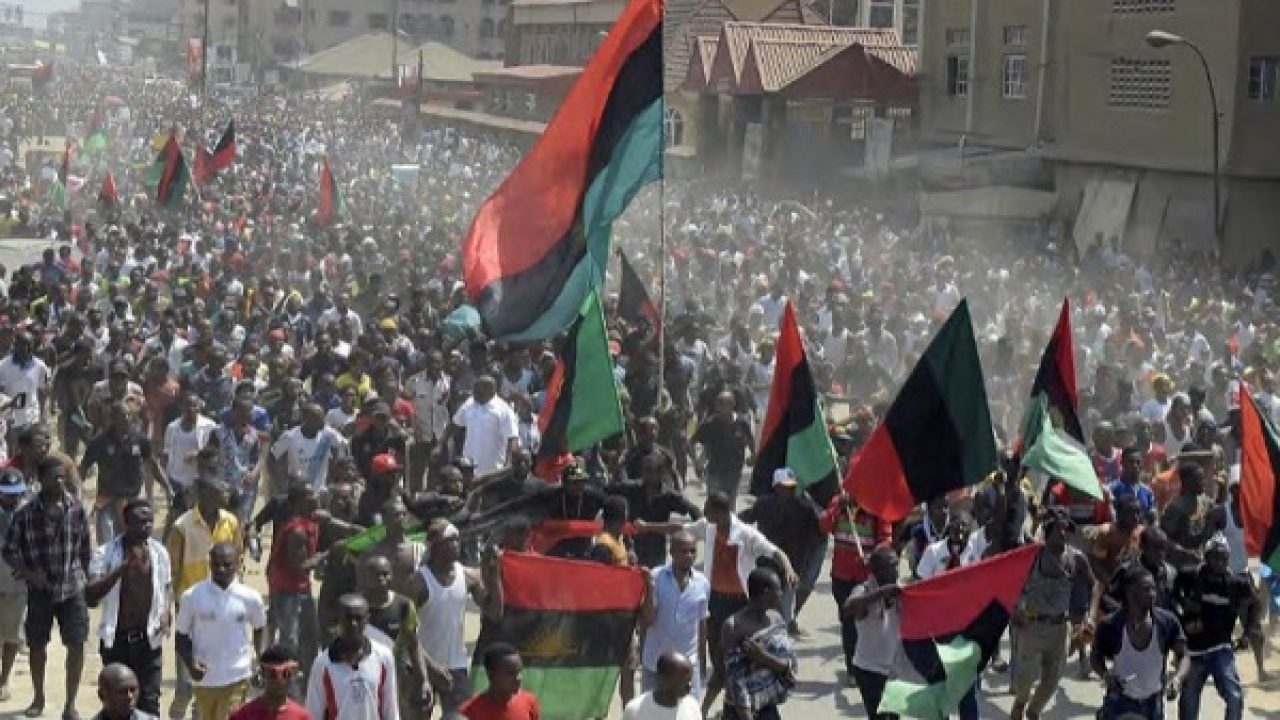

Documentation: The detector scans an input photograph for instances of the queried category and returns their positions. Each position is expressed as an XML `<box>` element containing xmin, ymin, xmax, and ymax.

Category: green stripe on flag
<box><xmin>787</xmin><ymin>412</ymin><xmax>838</xmax><ymax>488</ymax></box>
<box><xmin>564</xmin><ymin>290</ymin><xmax>624</xmax><ymax>451</ymax></box>
<box><xmin>471</xmin><ymin>666</ymin><xmax>619</xmax><ymax>720</ymax></box>
<box><xmin>1022</xmin><ymin>394</ymin><xmax>1103</xmax><ymax>500</ymax></box>
<box><xmin>504</xmin><ymin>97</ymin><xmax>663</xmax><ymax>343</ymax></box>
<box><xmin>879</xmin><ymin>638</ymin><xmax>982</xmax><ymax>720</ymax></box>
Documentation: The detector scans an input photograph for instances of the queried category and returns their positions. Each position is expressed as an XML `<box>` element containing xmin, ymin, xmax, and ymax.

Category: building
<box><xmin>507</xmin><ymin>0</ymin><xmax>622</xmax><ymax>66</ymax></box>
<box><xmin>919</xmin><ymin>0</ymin><xmax>1280</xmax><ymax>264</ymax></box>
<box><xmin>853</xmin><ymin>0</ymin><xmax>921</xmax><ymax>46</ymax></box>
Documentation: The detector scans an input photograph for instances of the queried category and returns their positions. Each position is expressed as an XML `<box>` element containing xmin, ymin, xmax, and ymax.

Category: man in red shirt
<box><xmin>229</xmin><ymin>644</ymin><xmax>310</xmax><ymax>720</ymax></box>
<box><xmin>818</xmin><ymin>491</ymin><xmax>892</xmax><ymax>684</ymax></box>
<box><xmin>460</xmin><ymin>643</ymin><xmax>540</xmax><ymax>720</ymax></box>
<box><xmin>265</xmin><ymin>481</ymin><xmax>321</xmax><ymax>677</ymax></box>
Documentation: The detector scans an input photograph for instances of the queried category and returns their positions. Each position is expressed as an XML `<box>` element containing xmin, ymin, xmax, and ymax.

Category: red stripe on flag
<box><xmin>1239</xmin><ymin>384</ymin><xmax>1277</xmax><ymax>557</ymax></box>
<box><xmin>500</xmin><ymin>551</ymin><xmax>645</xmax><ymax>612</ymax></box>
<box><xmin>462</xmin><ymin>0</ymin><xmax>661</xmax><ymax>297</ymax></box>
<box><xmin>756</xmin><ymin>302</ymin><xmax>801</xmax><ymax>452</ymax></box>
<box><xmin>899</xmin><ymin>544</ymin><xmax>1039</xmax><ymax>640</ymax></box>
<box><xmin>843</xmin><ymin>423</ymin><xmax>913</xmax><ymax>522</ymax></box>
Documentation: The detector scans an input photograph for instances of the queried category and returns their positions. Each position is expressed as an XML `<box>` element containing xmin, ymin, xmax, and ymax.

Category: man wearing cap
<box><xmin>0</xmin><ymin>466</ymin><xmax>27</xmax><ymax>701</ymax></box>
<box><xmin>739</xmin><ymin>468</ymin><xmax>825</xmax><ymax>634</ymax></box>
<box><xmin>357</xmin><ymin>453</ymin><xmax>408</xmax><ymax>527</ymax></box>
<box><xmin>271</xmin><ymin>401</ymin><xmax>346</xmax><ymax>493</ymax></box>
<box><xmin>352</xmin><ymin>400</ymin><xmax>409</xmax><ymax>481</ymax></box>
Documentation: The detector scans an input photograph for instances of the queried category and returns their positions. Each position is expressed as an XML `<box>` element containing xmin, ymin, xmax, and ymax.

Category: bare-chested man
<box><xmin>365</xmin><ymin>497</ymin><xmax>427</xmax><ymax>596</ymax></box>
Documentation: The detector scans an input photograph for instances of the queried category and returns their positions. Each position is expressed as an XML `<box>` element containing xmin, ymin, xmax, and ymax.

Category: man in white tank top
<box><xmin>1090</xmin><ymin>567</ymin><xmax>1190</xmax><ymax>720</ymax></box>
<box><xmin>404</xmin><ymin>520</ymin><xmax>502</xmax><ymax>717</ymax></box>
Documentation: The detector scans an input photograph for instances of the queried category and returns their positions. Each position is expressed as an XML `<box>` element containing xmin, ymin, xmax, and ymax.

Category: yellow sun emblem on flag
<box><xmin>521</xmin><ymin>624</ymin><xmax>579</xmax><ymax>660</ymax></box>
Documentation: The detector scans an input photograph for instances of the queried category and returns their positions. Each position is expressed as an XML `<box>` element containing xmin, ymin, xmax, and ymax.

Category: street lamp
<box><xmin>1145</xmin><ymin>29</ymin><xmax>1223</xmax><ymax>252</ymax></box>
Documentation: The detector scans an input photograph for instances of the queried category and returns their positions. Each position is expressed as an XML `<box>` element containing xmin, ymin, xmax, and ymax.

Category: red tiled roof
<box><xmin>706</xmin><ymin>22</ymin><xmax>902</xmax><ymax>89</ymax></box>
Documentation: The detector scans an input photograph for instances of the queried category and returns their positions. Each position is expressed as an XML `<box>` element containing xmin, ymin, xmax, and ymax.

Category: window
<box><xmin>496</xmin><ymin>19</ymin><xmax>504</xmax><ymax>36</ymax></box>
<box><xmin>328</xmin><ymin>10</ymin><xmax>350</xmax><ymax>26</ymax></box>
<box><xmin>1003</xmin><ymin>25</ymin><xmax>1027</xmax><ymax>47</ymax></box>
<box><xmin>1249</xmin><ymin>57</ymin><xmax>1280</xmax><ymax>100</ymax></box>
<box><xmin>272</xmin><ymin>38</ymin><xmax>295</xmax><ymax>56</ymax></box>
<box><xmin>867</xmin><ymin>0</ymin><xmax>894</xmax><ymax>28</ymax></box>
<box><xmin>479</xmin><ymin>18</ymin><xmax>494</xmax><ymax>38</ymax></box>
<box><xmin>1109</xmin><ymin>58</ymin><xmax>1172</xmax><ymax>109</ymax></box>
<box><xmin>1113</xmin><ymin>0</ymin><xmax>1175</xmax><ymax>12</ymax></box>
<box><xmin>946</xmin><ymin>54</ymin><xmax>969</xmax><ymax>96</ymax></box>
<box><xmin>368</xmin><ymin>12</ymin><xmax>388</xmax><ymax>29</ymax></box>
<box><xmin>213</xmin><ymin>67</ymin><xmax>234</xmax><ymax>83</ymax></box>
<box><xmin>215</xmin><ymin>44</ymin><xmax>234</xmax><ymax>61</ymax></box>
<box><xmin>439</xmin><ymin>15</ymin><xmax>454</xmax><ymax>36</ymax></box>
<box><xmin>1002</xmin><ymin>54</ymin><xmax>1027</xmax><ymax>98</ymax></box>
<box><xmin>664</xmin><ymin>106</ymin><xmax>685</xmax><ymax>146</ymax></box>
<box><xmin>901</xmin><ymin>0</ymin><xmax>920</xmax><ymax>46</ymax></box>
<box><xmin>945</xmin><ymin>28</ymin><xmax>970</xmax><ymax>48</ymax></box>
<box><xmin>420</xmin><ymin>14</ymin><xmax>435</xmax><ymax>33</ymax></box>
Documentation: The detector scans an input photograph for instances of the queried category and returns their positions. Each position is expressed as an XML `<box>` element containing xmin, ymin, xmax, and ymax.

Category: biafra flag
<box><xmin>462</xmin><ymin>0</ymin><xmax>663</xmax><ymax>343</ymax></box>
<box><xmin>617</xmin><ymin>250</ymin><xmax>659</xmax><ymax>331</ymax></box>
<box><xmin>98</xmin><ymin>172</ymin><xmax>118</xmax><ymax>209</ymax></box>
<box><xmin>843</xmin><ymin>299</ymin><xmax>997</xmax><ymax>522</ymax></box>
<box><xmin>316</xmin><ymin>156</ymin><xmax>345</xmax><ymax>225</ymax></box>
<box><xmin>879</xmin><ymin>545</ymin><xmax>1038</xmax><ymax>718</ymax></box>
<box><xmin>534</xmin><ymin>290</ymin><xmax>624</xmax><ymax>480</ymax></box>
<box><xmin>751</xmin><ymin>301</ymin><xmax>838</xmax><ymax>501</ymax></box>
<box><xmin>1026</xmin><ymin>298</ymin><xmax>1083</xmax><ymax>445</ymax></box>
<box><xmin>472</xmin><ymin>552</ymin><xmax>645</xmax><ymax>720</ymax></box>
<box><xmin>151</xmin><ymin>135</ymin><xmax>188</xmax><ymax>209</ymax></box>
<box><xmin>196</xmin><ymin>120</ymin><xmax>236</xmax><ymax>184</ymax></box>
<box><xmin>1240</xmin><ymin>385</ymin><xmax>1280</xmax><ymax>573</ymax></box>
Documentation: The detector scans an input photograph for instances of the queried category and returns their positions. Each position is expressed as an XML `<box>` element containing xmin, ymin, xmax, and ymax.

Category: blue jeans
<box><xmin>1098</xmin><ymin>691</ymin><xmax>1163</xmax><ymax>720</ymax></box>
<box><xmin>1178</xmin><ymin>646</ymin><xmax>1244</xmax><ymax>720</ymax></box>
<box><xmin>781</xmin><ymin>537</ymin><xmax>830</xmax><ymax>624</ymax></box>
<box><xmin>269</xmin><ymin>591</ymin><xmax>318</xmax><ymax>676</ymax></box>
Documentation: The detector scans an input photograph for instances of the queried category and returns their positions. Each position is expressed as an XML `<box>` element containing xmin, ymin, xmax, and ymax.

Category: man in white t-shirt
<box><xmin>448</xmin><ymin>376</ymin><xmax>518</xmax><ymax>475</ymax></box>
<box><xmin>271</xmin><ymin>402</ymin><xmax>346</xmax><ymax>492</ymax></box>
<box><xmin>845</xmin><ymin>545</ymin><xmax>902</xmax><ymax>719</ymax></box>
<box><xmin>163</xmin><ymin>393</ymin><xmax>219</xmax><ymax>513</ymax></box>
<box><xmin>0</xmin><ymin>331</ymin><xmax>51</xmax><ymax>434</ymax></box>
<box><xmin>624</xmin><ymin>652</ymin><xmax>702</xmax><ymax>720</ymax></box>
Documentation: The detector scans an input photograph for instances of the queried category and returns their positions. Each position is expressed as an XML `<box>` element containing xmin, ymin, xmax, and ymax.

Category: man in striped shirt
<box><xmin>307</xmin><ymin>593</ymin><xmax>399</xmax><ymax>720</ymax></box>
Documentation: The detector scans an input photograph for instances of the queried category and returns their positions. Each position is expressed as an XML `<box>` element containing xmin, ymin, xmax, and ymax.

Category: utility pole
<box><xmin>200</xmin><ymin>0</ymin><xmax>210</xmax><ymax>100</ymax></box>
<box><xmin>391</xmin><ymin>0</ymin><xmax>400</xmax><ymax>84</ymax></box>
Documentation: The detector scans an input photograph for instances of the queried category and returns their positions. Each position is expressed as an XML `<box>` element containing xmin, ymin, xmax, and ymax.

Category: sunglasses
<box><xmin>261</xmin><ymin>664</ymin><xmax>298</xmax><ymax>681</ymax></box>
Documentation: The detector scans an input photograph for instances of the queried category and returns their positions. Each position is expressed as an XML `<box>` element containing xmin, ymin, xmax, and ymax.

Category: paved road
<box><xmin>0</xmin><ymin>237</ymin><xmax>1274</xmax><ymax>718</ymax></box>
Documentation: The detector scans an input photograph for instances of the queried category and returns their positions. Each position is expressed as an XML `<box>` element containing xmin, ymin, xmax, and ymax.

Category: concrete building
<box><xmin>919</xmin><ymin>0</ymin><xmax>1280</xmax><ymax>264</ymax></box>
<box><xmin>853</xmin><ymin>0</ymin><xmax>921</xmax><ymax>46</ymax></box>
<box><xmin>507</xmin><ymin>0</ymin><xmax>623</xmax><ymax>66</ymax></box>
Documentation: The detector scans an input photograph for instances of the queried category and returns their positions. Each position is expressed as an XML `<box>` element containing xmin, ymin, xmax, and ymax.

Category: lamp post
<box><xmin>1145</xmin><ymin>29</ymin><xmax>1223</xmax><ymax>252</ymax></box>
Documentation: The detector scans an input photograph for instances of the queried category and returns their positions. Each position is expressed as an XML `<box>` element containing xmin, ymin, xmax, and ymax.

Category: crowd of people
<box><xmin>0</xmin><ymin>59</ymin><xmax>1275</xmax><ymax>720</ymax></box>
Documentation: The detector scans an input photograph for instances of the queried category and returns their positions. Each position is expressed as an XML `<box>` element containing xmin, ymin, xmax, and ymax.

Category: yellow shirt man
<box><xmin>166</xmin><ymin>507</ymin><xmax>242</xmax><ymax>598</ymax></box>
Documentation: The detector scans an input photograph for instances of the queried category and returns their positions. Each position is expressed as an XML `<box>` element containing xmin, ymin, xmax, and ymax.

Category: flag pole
<box><xmin>655</xmin><ymin>156</ymin><xmax>667</xmax><ymax>411</ymax></box>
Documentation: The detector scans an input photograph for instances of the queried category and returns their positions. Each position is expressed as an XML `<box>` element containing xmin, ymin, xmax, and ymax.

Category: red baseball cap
<box><xmin>371</xmin><ymin>453</ymin><xmax>402</xmax><ymax>474</ymax></box>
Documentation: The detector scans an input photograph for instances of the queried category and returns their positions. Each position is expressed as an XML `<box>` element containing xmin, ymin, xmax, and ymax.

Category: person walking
<box><xmin>175</xmin><ymin>542</ymin><xmax>267</xmax><ymax>720</ymax></box>
<box><xmin>720</xmin><ymin>568</ymin><xmax>796</xmax><ymax>720</ymax></box>
<box><xmin>1173</xmin><ymin>536</ymin><xmax>1253</xmax><ymax>720</ymax></box>
<box><xmin>638</xmin><ymin>532</ymin><xmax>710</xmax><ymax>700</ymax></box>
<box><xmin>845</xmin><ymin>545</ymin><xmax>902</xmax><ymax>719</ymax></box>
<box><xmin>0</xmin><ymin>466</ymin><xmax>28</xmax><ymax>702</ymax></box>
<box><xmin>306</xmin><ymin>593</ymin><xmax>400</xmax><ymax>720</ymax></box>
<box><xmin>818</xmin><ymin>491</ymin><xmax>892</xmax><ymax>685</ymax></box>
<box><xmin>459</xmin><ymin>644</ymin><xmax>540</xmax><ymax>720</ymax></box>
<box><xmin>92</xmin><ymin>663</ymin><xmax>158</xmax><ymax>720</ymax></box>
<box><xmin>360</xmin><ymin>554</ymin><xmax>430</xmax><ymax>720</ymax></box>
<box><xmin>1091</xmin><ymin>567</ymin><xmax>1190</xmax><ymax>719</ymax></box>
<box><xmin>86</xmin><ymin>500</ymin><xmax>172</xmax><ymax>716</ymax></box>
<box><xmin>229</xmin><ymin>644</ymin><xmax>311</xmax><ymax>720</ymax></box>
<box><xmin>1009</xmin><ymin>509</ymin><xmax>1100</xmax><ymax>720</ymax></box>
<box><xmin>624</xmin><ymin>652</ymin><xmax>702</xmax><ymax>720</ymax></box>
<box><xmin>2</xmin><ymin>456</ymin><xmax>92</xmax><ymax>719</ymax></box>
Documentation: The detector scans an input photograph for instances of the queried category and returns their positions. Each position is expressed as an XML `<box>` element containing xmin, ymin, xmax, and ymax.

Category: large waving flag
<box><xmin>472</xmin><ymin>553</ymin><xmax>645</xmax><ymax>720</ymax></box>
<box><xmin>617</xmin><ymin>250</ymin><xmax>659</xmax><ymax>332</ymax></box>
<box><xmin>1021</xmin><ymin>394</ymin><xmax>1103</xmax><ymax>500</ymax></box>
<box><xmin>843</xmin><ymin>300</ymin><xmax>997</xmax><ymax>522</ymax></box>
<box><xmin>98</xmin><ymin>172</ymin><xmax>119</xmax><ymax>209</ymax></box>
<box><xmin>751</xmin><ymin>301</ymin><xmax>838</xmax><ymax>500</ymax></box>
<box><xmin>1240</xmin><ymin>385</ymin><xmax>1280</xmax><ymax>573</ymax></box>
<box><xmin>880</xmin><ymin>545</ymin><xmax>1039</xmax><ymax>718</ymax></box>
<box><xmin>151</xmin><ymin>135</ymin><xmax>188</xmax><ymax>209</ymax></box>
<box><xmin>534</xmin><ymin>290</ymin><xmax>624</xmax><ymax>480</ymax></box>
<box><xmin>462</xmin><ymin>0</ymin><xmax>663</xmax><ymax>342</ymax></box>
<box><xmin>316</xmin><ymin>156</ymin><xmax>345</xmax><ymax>225</ymax></box>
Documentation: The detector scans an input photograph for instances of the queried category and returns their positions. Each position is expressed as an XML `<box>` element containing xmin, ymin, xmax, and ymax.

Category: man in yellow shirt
<box><xmin>165</xmin><ymin>476</ymin><xmax>242</xmax><ymax>720</ymax></box>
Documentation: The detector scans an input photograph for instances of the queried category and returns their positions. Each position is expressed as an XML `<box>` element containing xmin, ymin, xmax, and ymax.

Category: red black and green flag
<box><xmin>472</xmin><ymin>552</ymin><xmax>646</xmax><ymax>720</ymax></box>
<box><xmin>880</xmin><ymin>545</ymin><xmax>1038</xmax><ymax>718</ymax></box>
<box><xmin>462</xmin><ymin>0</ymin><xmax>663</xmax><ymax>343</ymax></box>
<box><xmin>83</xmin><ymin>109</ymin><xmax>108</xmax><ymax>156</ymax></box>
<box><xmin>151</xmin><ymin>135</ymin><xmax>188</xmax><ymax>209</ymax></box>
<box><xmin>1239</xmin><ymin>385</ymin><xmax>1280</xmax><ymax>573</ymax></box>
<box><xmin>1028</xmin><ymin>298</ymin><xmax>1082</xmax><ymax>445</ymax></box>
<box><xmin>98</xmin><ymin>172</ymin><xmax>118</xmax><ymax>209</ymax></box>
<box><xmin>752</xmin><ymin>301</ymin><xmax>839</xmax><ymax>502</ymax></box>
<box><xmin>843</xmin><ymin>299</ymin><xmax>997</xmax><ymax>523</ymax></box>
<box><xmin>33</xmin><ymin>60</ymin><xmax>53</xmax><ymax>89</ymax></box>
<box><xmin>617</xmin><ymin>250</ymin><xmax>659</xmax><ymax>332</ymax></box>
<box><xmin>534</xmin><ymin>290</ymin><xmax>624</xmax><ymax>480</ymax></box>
<box><xmin>316</xmin><ymin>156</ymin><xmax>344</xmax><ymax>225</ymax></box>
<box><xmin>196</xmin><ymin>120</ymin><xmax>236</xmax><ymax>185</ymax></box>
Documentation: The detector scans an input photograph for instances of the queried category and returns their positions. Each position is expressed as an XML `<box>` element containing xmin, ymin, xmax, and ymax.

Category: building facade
<box><xmin>919</xmin><ymin>0</ymin><xmax>1280</xmax><ymax>263</ymax></box>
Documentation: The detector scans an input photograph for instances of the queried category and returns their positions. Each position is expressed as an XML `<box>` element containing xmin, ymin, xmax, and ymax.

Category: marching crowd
<box><xmin>0</xmin><ymin>61</ymin><xmax>1275</xmax><ymax>720</ymax></box>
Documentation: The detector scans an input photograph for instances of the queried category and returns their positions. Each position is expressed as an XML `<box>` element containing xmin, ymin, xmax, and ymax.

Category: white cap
<box><xmin>772</xmin><ymin>468</ymin><xmax>797</xmax><ymax>488</ymax></box>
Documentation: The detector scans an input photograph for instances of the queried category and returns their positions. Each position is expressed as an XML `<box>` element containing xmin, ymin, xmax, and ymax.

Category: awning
<box><xmin>1073</xmin><ymin>178</ymin><xmax>1136</xmax><ymax>257</ymax></box>
<box><xmin>920</xmin><ymin>185</ymin><xmax>1058</xmax><ymax>220</ymax></box>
